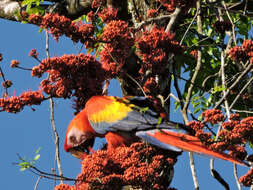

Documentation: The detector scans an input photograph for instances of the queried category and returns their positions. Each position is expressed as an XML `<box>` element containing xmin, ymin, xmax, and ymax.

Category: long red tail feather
<box><xmin>148</xmin><ymin>130</ymin><xmax>247</xmax><ymax>166</ymax></box>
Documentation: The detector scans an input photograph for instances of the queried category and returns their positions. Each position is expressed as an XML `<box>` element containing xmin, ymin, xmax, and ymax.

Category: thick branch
<box><xmin>165</xmin><ymin>7</ymin><xmax>181</xmax><ymax>32</ymax></box>
<box><xmin>0</xmin><ymin>0</ymin><xmax>91</xmax><ymax>22</ymax></box>
<box><xmin>0</xmin><ymin>0</ymin><xmax>20</xmax><ymax>21</ymax></box>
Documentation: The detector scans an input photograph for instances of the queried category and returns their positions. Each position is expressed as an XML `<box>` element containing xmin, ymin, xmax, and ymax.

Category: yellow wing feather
<box><xmin>88</xmin><ymin>97</ymin><xmax>133</xmax><ymax>123</ymax></box>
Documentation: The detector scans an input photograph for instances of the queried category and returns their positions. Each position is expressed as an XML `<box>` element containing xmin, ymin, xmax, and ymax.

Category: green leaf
<box><xmin>140</xmin><ymin>107</ymin><xmax>149</xmax><ymax>113</ymax></box>
<box><xmin>156</xmin><ymin>117</ymin><xmax>163</xmax><ymax>126</ymax></box>
<box><xmin>38</xmin><ymin>27</ymin><xmax>43</xmax><ymax>33</ymax></box>
<box><xmin>174</xmin><ymin>101</ymin><xmax>180</xmax><ymax>111</ymax></box>
<box><xmin>34</xmin><ymin>154</ymin><xmax>40</xmax><ymax>161</ymax></box>
<box><xmin>192</xmin><ymin>101</ymin><xmax>200</xmax><ymax>108</ymax></box>
<box><xmin>18</xmin><ymin>161</ymin><xmax>31</xmax><ymax>171</ymax></box>
<box><xmin>193</xmin><ymin>107</ymin><xmax>201</xmax><ymax>114</ymax></box>
<box><xmin>212</xmin><ymin>84</ymin><xmax>226</xmax><ymax>94</ymax></box>
<box><xmin>20</xmin><ymin>167</ymin><xmax>27</xmax><ymax>172</ymax></box>
<box><xmin>26</xmin><ymin>7</ymin><xmax>45</xmax><ymax>15</ymax></box>
<box><xmin>249</xmin><ymin>141</ymin><xmax>253</xmax><ymax>149</ymax></box>
<box><xmin>35</xmin><ymin>147</ymin><xmax>41</xmax><ymax>154</ymax></box>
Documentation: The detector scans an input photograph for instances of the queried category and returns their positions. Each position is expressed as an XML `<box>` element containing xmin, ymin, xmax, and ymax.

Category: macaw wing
<box><xmin>84</xmin><ymin>96</ymin><xmax>180</xmax><ymax>134</ymax></box>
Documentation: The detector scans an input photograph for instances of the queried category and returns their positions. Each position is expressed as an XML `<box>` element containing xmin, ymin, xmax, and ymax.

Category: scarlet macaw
<box><xmin>64</xmin><ymin>96</ymin><xmax>246</xmax><ymax>165</ymax></box>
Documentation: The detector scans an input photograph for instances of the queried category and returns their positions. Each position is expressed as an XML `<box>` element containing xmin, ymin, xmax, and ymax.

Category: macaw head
<box><xmin>64</xmin><ymin>109</ymin><xmax>96</xmax><ymax>159</ymax></box>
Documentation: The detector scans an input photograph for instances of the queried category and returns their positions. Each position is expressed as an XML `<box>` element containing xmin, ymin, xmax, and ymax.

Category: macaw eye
<box><xmin>70</xmin><ymin>136</ymin><xmax>77</xmax><ymax>143</ymax></box>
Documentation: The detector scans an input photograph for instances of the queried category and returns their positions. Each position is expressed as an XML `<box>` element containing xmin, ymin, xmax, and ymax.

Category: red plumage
<box><xmin>64</xmin><ymin>95</ymin><xmax>247</xmax><ymax>166</ymax></box>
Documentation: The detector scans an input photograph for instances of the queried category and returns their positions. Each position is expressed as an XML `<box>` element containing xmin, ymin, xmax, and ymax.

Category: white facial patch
<box><xmin>67</xmin><ymin>127</ymin><xmax>87</xmax><ymax>147</ymax></box>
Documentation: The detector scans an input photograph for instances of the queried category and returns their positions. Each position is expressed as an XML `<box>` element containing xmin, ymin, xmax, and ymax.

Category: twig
<box><xmin>0</xmin><ymin>66</ymin><xmax>8</xmax><ymax>95</ymax></box>
<box><xmin>210</xmin><ymin>5</ymin><xmax>253</xmax><ymax>18</ymax></box>
<box><xmin>13</xmin><ymin>155</ymin><xmax>75</xmax><ymax>182</ymax></box>
<box><xmin>16</xmin><ymin>66</ymin><xmax>32</xmax><ymax>71</ymax></box>
<box><xmin>214</xmin><ymin>63</ymin><xmax>252</xmax><ymax>109</ymax></box>
<box><xmin>210</xmin><ymin>162</ymin><xmax>230</xmax><ymax>190</ymax></box>
<box><xmin>28</xmin><ymin>165</ymin><xmax>75</xmax><ymax>181</ymax></box>
<box><xmin>125</xmin><ymin>73</ymin><xmax>147</xmax><ymax>97</ymax></box>
<box><xmin>165</xmin><ymin>7</ymin><xmax>181</xmax><ymax>32</ymax></box>
<box><xmin>189</xmin><ymin>36</ymin><xmax>215</xmax><ymax>48</ymax></box>
<box><xmin>180</xmin><ymin>8</ymin><xmax>199</xmax><ymax>45</ymax></box>
<box><xmin>189</xmin><ymin>152</ymin><xmax>199</xmax><ymax>190</ymax></box>
<box><xmin>164</xmin><ymin>93</ymin><xmax>180</xmax><ymax>103</ymax></box>
<box><xmin>243</xmin><ymin>0</ymin><xmax>248</xmax><ymax>15</ymax></box>
<box><xmin>233</xmin><ymin>163</ymin><xmax>242</xmax><ymax>190</ymax></box>
<box><xmin>184</xmin><ymin>2</ymin><xmax>203</xmax><ymax>189</ymax></box>
<box><xmin>230</xmin><ymin>109</ymin><xmax>253</xmax><ymax>114</ymax></box>
<box><xmin>220</xmin><ymin>50</ymin><xmax>231</xmax><ymax>118</ymax></box>
<box><xmin>135</xmin><ymin>14</ymin><xmax>173</xmax><ymax>31</ymax></box>
<box><xmin>102</xmin><ymin>79</ymin><xmax>110</xmax><ymax>95</ymax></box>
<box><xmin>222</xmin><ymin>1</ymin><xmax>237</xmax><ymax>46</ymax></box>
<box><xmin>172</xmin><ymin>64</ymin><xmax>184</xmax><ymax>108</ymax></box>
<box><xmin>34</xmin><ymin>176</ymin><xmax>42</xmax><ymax>190</ymax></box>
<box><xmin>202</xmin><ymin>72</ymin><xmax>219</xmax><ymax>87</ymax></box>
<box><xmin>229</xmin><ymin>76</ymin><xmax>253</xmax><ymax>110</ymax></box>
<box><xmin>45</xmin><ymin>31</ymin><xmax>64</xmax><ymax>184</ymax></box>
<box><xmin>182</xmin><ymin>2</ymin><xmax>202</xmax><ymax>116</ymax></box>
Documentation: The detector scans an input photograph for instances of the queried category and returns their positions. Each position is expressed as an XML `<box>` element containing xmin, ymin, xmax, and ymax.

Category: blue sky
<box><xmin>0</xmin><ymin>19</ymin><xmax>250</xmax><ymax>190</ymax></box>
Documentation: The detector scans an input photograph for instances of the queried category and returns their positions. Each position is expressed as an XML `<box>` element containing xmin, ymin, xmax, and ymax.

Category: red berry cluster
<box><xmin>55</xmin><ymin>142</ymin><xmax>176</xmax><ymax>190</ymax></box>
<box><xmin>242</xmin><ymin>39</ymin><xmax>253</xmax><ymax>57</ymax></box>
<box><xmin>32</xmin><ymin>53</ymin><xmax>105</xmax><ymax>113</ymax></box>
<box><xmin>147</xmin><ymin>9</ymin><xmax>158</xmax><ymax>18</ymax></box>
<box><xmin>0</xmin><ymin>90</ymin><xmax>44</xmax><ymax>113</ymax></box>
<box><xmin>213</xmin><ymin>21</ymin><xmax>232</xmax><ymax>34</ymax></box>
<box><xmin>190</xmin><ymin>50</ymin><xmax>198</xmax><ymax>60</ymax></box>
<box><xmin>228</xmin><ymin>145</ymin><xmax>247</xmax><ymax>160</ymax></box>
<box><xmin>98</xmin><ymin>7</ymin><xmax>118</xmax><ymax>23</ymax></box>
<box><xmin>100</xmin><ymin>20</ymin><xmax>134</xmax><ymax>76</ymax></box>
<box><xmin>90</xmin><ymin>0</ymin><xmax>119</xmax><ymax>23</ymax></box>
<box><xmin>229</xmin><ymin>113</ymin><xmax>240</xmax><ymax>121</ymax></box>
<box><xmin>229</xmin><ymin>39</ymin><xmax>253</xmax><ymax>63</ymax></box>
<box><xmin>143</xmin><ymin>77</ymin><xmax>160</xmax><ymax>94</ymax></box>
<box><xmin>137</xmin><ymin>26</ymin><xmax>182</xmax><ymax>75</ymax></box>
<box><xmin>215</xmin><ymin>117</ymin><xmax>253</xmax><ymax>147</ymax></box>
<box><xmin>91</xmin><ymin>0</ymin><xmax>106</xmax><ymax>9</ymax></box>
<box><xmin>187</xmin><ymin>121</ymin><xmax>204</xmax><ymax>132</ymax></box>
<box><xmin>202</xmin><ymin>109</ymin><xmax>224</xmax><ymax>124</ymax></box>
<box><xmin>29</xmin><ymin>13</ymin><xmax>95</xmax><ymax>47</ymax></box>
<box><xmin>187</xmin><ymin>121</ymin><xmax>212</xmax><ymax>145</ymax></box>
<box><xmin>2</xmin><ymin>80</ymin><xmax>12</xmax><ymax>88</ymax></box>
<box><xmin>157</xmin><ymin>0</ymin><xmax>196</xmax><ymax>12</ymax></box>
<box><xmin>54</xmin><ymin>184</ymin><xmax>72</xmax><ymax>190</ymax></box>
<box><xmin>29</xmin><ymin>49</ymin><xmax>39</xmax><ymax>58</ymax></box>
<box><xmin>10</xmin><ymin>60</ymin><xmax>20</xmax><ymax>68</ymax></box>
<box><xmin>239</xmin><ymin>168</ymin><xmax>253</xmax><ymax>187</ymax></box>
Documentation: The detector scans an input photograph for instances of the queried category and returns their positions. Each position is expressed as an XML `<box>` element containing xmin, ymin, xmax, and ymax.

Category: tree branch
<box><xmin>34</xmin><ymin>176</ymin><xmax>42</xmax><ymax>190</ymax></box>
<box><xmin>0</xmin><ymin>0</ymin><xmax>20</xmax><ymax>21</ymax></box>
<box><xmin>165</xmin><ymin>7</ymin><xmax>181</xmax><ymax>32</ymax></box>
<box><xmin>0</xmin><ymin>0</ymin><xmax>91</xmax><ymax>22</ymax></box>
<box><xmin>233</xmin><ymin>163</ymin><xmax>241</xmax><ymax>190</ymax></box>
<box><xmin>229</xmin><ymin>76</ymin><xmax>253</xmax><ymax>110</ymax></box>
<box><xmin>214</xmin><ymin>62</ymin><xmax>252</xmax><ymax>109</ymax></box>
<box><xmin>210</xmin><ymin>167</ymin><xmax>230</xmax><ymax>190</ymax></box>
<box><xmin>45</xmin><ymin>31</ymin><xmax>63</xmax><ymax>184</ymax></box>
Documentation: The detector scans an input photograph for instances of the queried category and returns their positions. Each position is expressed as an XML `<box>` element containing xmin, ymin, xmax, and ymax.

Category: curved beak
<box><xmin>69</xmin><ymin>149</ymin><xmax>86</xmax><ymax>159</ymax></box>
<box><xmin>67</xmin><ymin>138</ymin><xmax>95</xmax><ymax>159</ymax></box>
